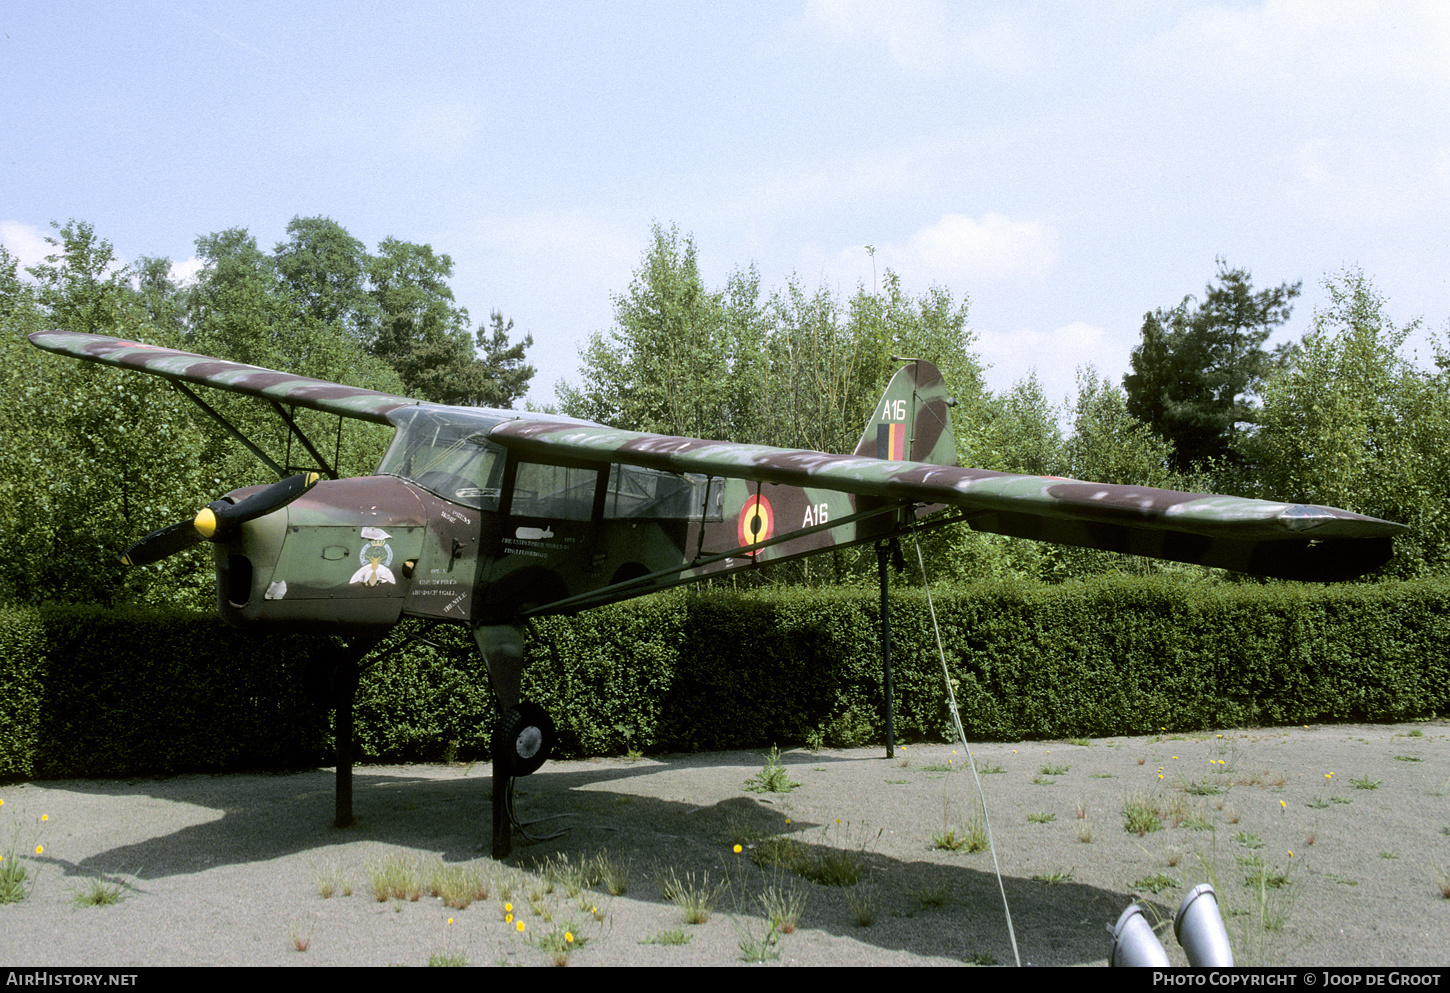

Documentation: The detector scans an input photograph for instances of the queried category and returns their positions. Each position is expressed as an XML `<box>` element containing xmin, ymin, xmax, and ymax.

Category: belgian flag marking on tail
<box><xmin>877</xmin><ymin>422</ymin><xmax>906</xmax><ymax>461</ymax></box>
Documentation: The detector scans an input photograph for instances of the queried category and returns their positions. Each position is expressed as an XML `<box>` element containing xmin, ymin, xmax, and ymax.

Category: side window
<box><xmin>604</xmin><ymin>465</ymin><xmax>721</xmax><ymax>520</ymax></box>
<box><xmin>509</xmin><ymin>462</ymin><xmax>600</xmax><ymax>521</ymax></box>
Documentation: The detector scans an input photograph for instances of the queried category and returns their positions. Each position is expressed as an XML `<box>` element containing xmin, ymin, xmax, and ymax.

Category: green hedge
<box><xmin>2</xmin><ymin>577</ymin><xmax>1447</xmax><ymax>779</ymax></box>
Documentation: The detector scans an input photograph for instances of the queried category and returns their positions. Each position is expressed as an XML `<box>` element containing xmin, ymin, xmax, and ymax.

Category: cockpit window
<box><xmin>377</xmin><ymin>409</ymin><xmax>505</xmax><ymax>510</ymax></box>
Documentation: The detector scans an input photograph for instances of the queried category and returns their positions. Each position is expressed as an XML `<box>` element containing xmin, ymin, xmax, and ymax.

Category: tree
<box><xmin>1124</xmin><ymin>260</ymin><xmax>1300</xmax><ymax>475</ymax></box>
<box><xmin>273</xmin><ymin>215</ymin><xmax>376</xmax><ymax>343</ymax></box>
<box><xmin>1256</xmin><ymin>269</ymin><xmax>1450</xmax><ymax>577</ymax></box>
<box><xmin>366</xmin><ymin>238</ymin><xmax>534</xmax><ymax>406</ymax></box>
<box><xmin>558</xmin><ymin>222</ymin><xmax>732</xmax><ymax>439</ymax></box>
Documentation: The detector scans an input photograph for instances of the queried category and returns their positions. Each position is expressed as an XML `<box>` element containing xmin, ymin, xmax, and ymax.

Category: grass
<box><xmin>932</xmin><ymin>815</ymin><xmax>988</xmax><ymax>853</ymax></box>
<box><xmin>427</xmin><ymin>863</ymin><xmax>489</xmax><ymax>909</ymax></box>
<box><xmin>70</xmin><ymin>876</ymin><xmax>126</xmax><ymax>907</ymax></box>
<box><xmin>427</xmin><ymin>951</ymin><xmax>466</xmax><ymax>967</ymax></box>
<box><xmin>1032</xmin><ymin>869</ymin><xmax>1072</xmax><ymax>884</ymax></box>
<box><xmin>966</xmin><ymin>950</ymin><xmax>1000</xmax><ymax>965</ymax></box>
<box><xmin>976</xmin><ymin>762</ymin><xmax>1006</xmax><ymax>774</ymax></box>
<box><xmin>1040</xmin><ymin>763</ymin><xmax>1069</xmax><ymax>776</ymax></box>
<box><xmin>1232</xmin><ymin>831</ymin><xmax>1264</xmax><ymax>850</ymax></box>
<box><xmin>847</xmin><ymin>881</ymin><xmax>878</xmax><ymax>926</ymax></box>
<box><xmin>1066</xmin><ymin>737</ymin><xmax>1092</xmax><ymax>747</ymax></box>
<box><xmin>1027</xmin><ymin>812</ymin><xmax>1056</xmax><ymax>823</ymax></box>
<box><xmin>1132</xmin><ymin>872</ymin><xmax>1178</xmax><ymax>894</ymax></box>
<box><xmin>1394</xmin><ymin>755</ymin><xmax>1422</xmax><ymax>762</ymax></box>
<box><xmin>1184</xmin><ymin>780</ymin><xmax>1222</xmax><ymax>796</ymax></box>
<box><xmin>1030</xmin><ymin>776</ymin><xmax>1056</xmax><ymax>785</ymax></box>
<box><xmin>1350</xmin><ymin>775</ymin><xmax>1382</xmax><ymax>790</ymax></box>
<box><xmin>659</xmin><ymin>867</ymin><xmax>722</xmax><ymax>924</ymax></box>
<box><xmin>744</xmin><ymin>746</ymin><xmax>800</xmax><ymax>794</ymax></box>
<box><xmin>749</xmin><ymin>822</ymin><xmax>874</xmax><ymax>886</ymax></box>
<box><xmin>758</xmin><ymin>879</ymin><xmax>808</xmax><ymax>934</ymax></box>
<box><xmin>1123</xmin><ymin>795</ymin><xmax>1164</xmax><ymax>836</ymax></box>
<box><xmin>642</xmin><ymin>928</ymin><xmax>692</xmax><ymax>946</ymax></box>
<box><xmin>529</xmin><ymin>921</ymin><xmax>589</xmax><ymax>965</ymax></box>
<box><xmin>916</xmin><ymin>885</ymin><xmax>949</xmax><ymax>907</ymax></box>
<box><xmin>368</xmin><ymin>853</ymin><xmax>422</xmax><ymax>902</ymax></box>
<box><xmin>313</xmin><ymin>862</ymin><xmax>353</xmax><ymax>899</ymax></box>
<box><xmin>0</xmin><ymin>854</ymin><xmax>30</xmax><ymax>905</ymax></box>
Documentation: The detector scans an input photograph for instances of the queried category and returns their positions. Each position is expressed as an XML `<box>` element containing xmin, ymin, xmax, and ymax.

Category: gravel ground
<box><xmin>1</xmin><ymin>720</ymin><xmax>1447</xmax><ymax>967</ymax></box>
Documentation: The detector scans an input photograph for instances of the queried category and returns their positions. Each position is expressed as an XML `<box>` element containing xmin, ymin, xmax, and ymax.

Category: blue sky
<box><xmin>4</xmin><ymin>1</ymin><xmax>1447</xmax><ymax>416</ymax></box>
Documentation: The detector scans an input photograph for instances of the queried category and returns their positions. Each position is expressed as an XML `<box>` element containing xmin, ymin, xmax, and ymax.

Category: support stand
<box><xmin>877</xmin><ymin>539</ymin><xmax>896</xmax><ymax>759</ymax></box>
<box><xmin>325</xmin><ymin>637</ymin><xmax>376</xmax><ymax>829</ymax></box>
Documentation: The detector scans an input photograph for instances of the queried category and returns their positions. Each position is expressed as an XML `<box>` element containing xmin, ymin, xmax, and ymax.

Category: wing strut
<box><xmin>270</xmin><ymin>401</ymin><xmax>340</xmax><ymax>480</ymax></box>
<box><xmin>172</xmin><ymin>381</ymin><xmax>286</xmax><ymax>478</ymax></box>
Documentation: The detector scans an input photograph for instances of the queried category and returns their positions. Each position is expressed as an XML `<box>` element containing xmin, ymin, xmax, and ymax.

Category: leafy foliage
<box><xmin>1255</xmin><ymin>269</ymin><xmax>1450</xmax><ymax>577</ymax></box>
<box><xmin>1125</xmin><ymin>260</ymin><xmax>1300</xmax><ymax>474</ymax></box>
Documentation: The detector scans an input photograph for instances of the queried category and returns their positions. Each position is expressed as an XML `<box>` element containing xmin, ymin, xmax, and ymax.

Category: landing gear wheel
<box><xmin>489</xmin><ymin>702</ymin><xmax>567</xmax><ymax>859</ymax></box>
<box><xmin>493</xmin><ymin>702</ymin><xmax>555</xmax><ymax>777</ymax></box>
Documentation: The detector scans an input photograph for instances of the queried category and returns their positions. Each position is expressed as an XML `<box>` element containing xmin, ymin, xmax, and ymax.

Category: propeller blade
<box><xmin>119</xmin><ymin>519</ymin><xmax>206</xmax><ymax>566</ymax></box>
<box><xmin>194</xmin><ymin>472</ymin><xmax>321</xmax><ymax>537</ymax></box>
<box><xmin>121</xmin><ymin>472</ymin><xmax>323</xmax><ymax>567</ymax></box>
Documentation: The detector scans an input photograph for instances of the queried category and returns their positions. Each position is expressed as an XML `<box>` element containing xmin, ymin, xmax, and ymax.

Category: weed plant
<box><xmin>744</xmin><ymin>746</ymin><xmax>799</xmax><ymax>794</ymax></box>
<box><xmin>368</xmin><ymin>853</ymin><xmax>422</xmax><ymax>902</ymax></box>
<box><xmin>758</xmin><ymin>877</ymin><xmax>808</xmax><ymax>933</ymax></box>
<box><xmin>70</xmin><ymin>876</ymin><xmax>125</xmax><ymax>907</ymax></box>
<box><xmin>1123</xmin><ymin>794</ymin><xmax>1164</xmax><ymax>835</ymax></box>
<box><xmin>659</xmin><ymin>867</ymin><xmax>722</xmax><ymax>924</ymax></box>
<box><xmin>847</xmin><ymin>880</ymin><xmax>879</xmax><ymax>926</ymax></box>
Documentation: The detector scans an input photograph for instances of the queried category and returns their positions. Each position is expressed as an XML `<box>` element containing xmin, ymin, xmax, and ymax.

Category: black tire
<box><xmin>493</xmin><ymin>702</ymin><xmax>555</xmax><ymax>777</ymax></box>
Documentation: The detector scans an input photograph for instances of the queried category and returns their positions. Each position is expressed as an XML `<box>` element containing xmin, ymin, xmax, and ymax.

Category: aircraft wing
<box><xmin>27</xmin><ymin>331</ymin><xmax>422</xmax><ymax>425</ymax></box>
<box><xmin>490</xmin><ymin>419</ymin><xmax>1405</xmax><ymax>581</ymax></box>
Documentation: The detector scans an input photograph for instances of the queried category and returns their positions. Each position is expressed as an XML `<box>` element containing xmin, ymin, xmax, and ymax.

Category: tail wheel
<box><xmin>493</xmin><ymin>702</ymin><xmax>555</xmax><ymax>777</ymax></box>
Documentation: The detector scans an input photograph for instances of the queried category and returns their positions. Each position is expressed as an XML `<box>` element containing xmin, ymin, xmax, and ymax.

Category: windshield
<box><xmin>377</xmin><ymin>407</ymin><xmax>507</xmax><ymax>510</ymax></box>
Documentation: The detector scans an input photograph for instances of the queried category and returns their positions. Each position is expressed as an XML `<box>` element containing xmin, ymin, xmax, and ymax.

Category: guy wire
<box><xmin>909</xmin><ymin>524</ymin><xmax>1022</xmax><ymax>968</ymax></box>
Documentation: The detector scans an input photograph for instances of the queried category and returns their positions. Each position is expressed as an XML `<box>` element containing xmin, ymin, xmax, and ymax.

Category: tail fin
<box><xmin>852</xmin><ymin>357</ymin><xmax>959</xmax><ymax>465</ymax></box>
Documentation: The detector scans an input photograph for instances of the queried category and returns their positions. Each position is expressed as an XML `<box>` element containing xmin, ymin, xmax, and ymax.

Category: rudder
<box><xmin>851</xmin><ymin>357</ymin><xmax>959</xmax><ymax>466</ymax></box>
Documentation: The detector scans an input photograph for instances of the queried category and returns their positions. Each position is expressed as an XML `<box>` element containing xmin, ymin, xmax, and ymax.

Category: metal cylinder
<box><xmin>1175</xmin><ymin>883</ymin><xmax>1234</xmax><ymax>967</ymax></box>
<box><xmin>1109</xmin><ymin>903</ymin><xmax>1170</xmax><ymax>967</ymax></box>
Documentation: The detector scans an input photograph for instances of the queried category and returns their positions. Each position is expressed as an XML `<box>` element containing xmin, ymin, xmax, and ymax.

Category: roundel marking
<box><xmin>738</xmin><ymin>494</ymin><xmax>775</xmax><ymax>551</ymax></box>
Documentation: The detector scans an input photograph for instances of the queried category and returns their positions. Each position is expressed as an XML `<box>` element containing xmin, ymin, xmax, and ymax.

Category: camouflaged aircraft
<box><xmin>29</xmin><ymin>330</ymin><xmax>1405</xmax><ymax>857</ymax></box>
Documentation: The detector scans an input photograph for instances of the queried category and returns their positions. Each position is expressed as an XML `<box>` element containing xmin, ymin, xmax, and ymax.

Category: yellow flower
<box><xmin>516</xmin><ymin>921</ymin><xmax>525</xmax><ymax>933</ymax></box>
<box><xmin>835</xmin><ymin>818</ymin><xmax>841</xmax><ymax>825</ymax></box>
<box><xmin>505</xmin><ymin>902</ymin><xmax>513</xmax><ymax>912</ymax></box>
<box><xmin>447</xmin><ymin>918</ymin><xmax>453</xmax><ymax>925</ymax></box>
<box><xmin>1288</xmin><ymin>850</ymin><xmax>1294</xmax><ymax>857</ymax></box>
<box><xmin>1280</xmin><ymin>800</ymin><xmax>1286</xmax><ymax>809</ymax></box>
<box><xmin>505</xmin><ymin>913</ymin><xmax>513</xmax><ymax>924</ymax></box>
<box><xmin>41</xmin><ymin>814</ymin><xmax>48</xmax><ymax>822</ymax></box>
<box><xmin>733</xmin><ymin>844</ymin><xmax>742</xmax><ymax>854</ymax></box>
<box><xmin>566</xmin><ymin>932</ymin><xmax>574</xmax><ymax>944</ymax></box>
<box><xmin>35</xmin><ymin>845</ymin><xmax>43</xmax><ymax>855</ymax></box>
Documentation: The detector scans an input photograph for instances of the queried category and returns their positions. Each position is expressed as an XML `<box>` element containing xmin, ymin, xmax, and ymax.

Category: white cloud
<box><xmin>977</xmin><ymin>320</ymin><xmax>1113</xmax><ymax>409</ymax></box>
<box><xmin>880</xmin><ymin>212</ymin><xmax>1058</xmax><ymax>285</ymax></box>
<box><xmin>0</xmin><ymin>220</ymin><xmax>52</xmax><ymax>271</ymax></box>
<box><xmin>169</xmin><ymin>257</ymin><xmax>205</xmax><ymax>285</ymax></box>
<box><xmin>799</xmin><ymin>0</ymin><xmax>1037</xmax><ymax>73</ymax></box>
<box><xmin>1145</xmin><ymin>0</ymin><xmax>1450</xmax><ymax>91</ymax></box>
